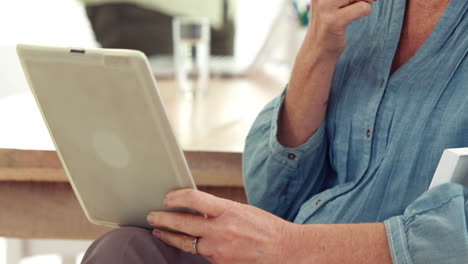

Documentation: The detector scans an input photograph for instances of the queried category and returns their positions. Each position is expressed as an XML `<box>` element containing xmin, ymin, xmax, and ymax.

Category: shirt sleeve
<box><xmin>384</xmin><ymin>183</ymin><xmax>468</xmax><ymax>264</ymax></box>
<box><xmin>242</xmin><ymin>90</ymin><xmax>332</xmax><ymax>221</ymax></box>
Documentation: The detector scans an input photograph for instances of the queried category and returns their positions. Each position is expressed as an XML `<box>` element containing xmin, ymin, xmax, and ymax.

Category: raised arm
<box><xmin>279</xmin><ymin>0</ymin><xmax>374</xmax><ymax>147</ymax></box>
<box><xmin>243</xmin><ymin>0</ymin><xmax>375</xmax><ymax>220</ymax></box>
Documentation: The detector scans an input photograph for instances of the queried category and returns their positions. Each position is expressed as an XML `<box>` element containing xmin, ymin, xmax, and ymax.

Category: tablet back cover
<box><xmin>17</xmin><ymin>44</ymin><xmax>196</xmax><ymax>229</ymax></box>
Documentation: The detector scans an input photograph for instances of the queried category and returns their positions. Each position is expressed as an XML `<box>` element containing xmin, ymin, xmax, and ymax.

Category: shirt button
<box><xmin>315</xmin><ymin>199</ymin><xmax>321</xmax><ymax>206</ymax></box>
<box><xmin>287</xmin><ymin>153</ymin><xmax>296</xmax><ymax>160</ymax></box>
<box><xmin>366</xmin><ymin>128</ymin><xmax>372</xmax><ymax>138</ymax></box>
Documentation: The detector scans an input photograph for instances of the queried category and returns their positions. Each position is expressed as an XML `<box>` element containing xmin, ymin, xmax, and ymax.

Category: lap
<box><xmin>81</xmin><ymin>227</ymin><xmax>209</xmax><ymax>264</ymax></box>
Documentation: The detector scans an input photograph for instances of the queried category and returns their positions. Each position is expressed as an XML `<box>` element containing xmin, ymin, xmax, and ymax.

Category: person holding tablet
<box><xmin>82</xmin><ymin>0</ymin><xmax>468</xmax><ymax>263</ymax></box>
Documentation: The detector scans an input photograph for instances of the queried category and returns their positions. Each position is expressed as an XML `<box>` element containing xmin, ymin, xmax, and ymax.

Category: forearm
<box><xmin>278</xmin><ymin>42</ymin><xmax>338</xmax><ymax>148</ymax></box>
<box><xmin>287</xmin><ymin>223</ymin><xmax>392</xmax><ymax>264</ymax></box>
<box><xmin>278</xmin><ymin>0</ymin><xmax>374</xmax><ymax>148</ymax></box>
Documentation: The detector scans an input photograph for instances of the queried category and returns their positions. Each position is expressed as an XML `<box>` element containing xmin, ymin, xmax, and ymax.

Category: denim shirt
<box><xmin>243</xmin><ymin>0</ymin><xmax>468</xmax><ymax>263</ymax></box>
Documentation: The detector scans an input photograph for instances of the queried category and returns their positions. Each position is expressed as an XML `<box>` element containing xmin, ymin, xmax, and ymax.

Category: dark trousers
<box><xmin>86</xmin><ymin>3</ymin><xmax>235</xmax><ymax>56</ymax></box>
<box><xmin>81</xmin><ymin>227</ymin><xmax>210</xmax><ymax>263</ymax></box>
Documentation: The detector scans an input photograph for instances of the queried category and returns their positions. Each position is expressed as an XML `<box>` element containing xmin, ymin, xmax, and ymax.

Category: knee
<box><xmin>82</xmin><ymin>227</ymin><xmax>154</xmax><ymax>263</ymax></box>
<box><xmin>96</xmin><ymin>227</ymin><xmax>154</xmax><ymax>248</ymax></box>
<box><xmin>100</xmin><ymin>227</ymin><xmax>153</xmax><ymax>243</ymax></box>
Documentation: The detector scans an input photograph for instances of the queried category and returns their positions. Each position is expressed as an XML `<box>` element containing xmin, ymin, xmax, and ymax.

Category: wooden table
<box><xmin>0</xmin><ymin>72</ymin><xmax>286</xmax><ymax>240</ymax></box>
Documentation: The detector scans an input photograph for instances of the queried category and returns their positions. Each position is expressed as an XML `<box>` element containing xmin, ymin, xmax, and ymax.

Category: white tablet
<box><xmin>17</xmin><ymin>44</ymin><xmax>197</xmax><ymax>229</ymax></box>
<box><xmin>430</xmin><ymin>148</ymin><xmax>468</xmax><ymax>189</ymax></box>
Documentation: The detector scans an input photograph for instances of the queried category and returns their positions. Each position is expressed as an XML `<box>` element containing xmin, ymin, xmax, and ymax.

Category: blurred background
<box><xmin>0</xmin><ymin>0</ymin><xmax>310</xmax><ymax>98</ymax></box>
<box><xmin>0</xmin><ymin>0</ymin><xmax>310</xmax><ymax>263</ymax></box>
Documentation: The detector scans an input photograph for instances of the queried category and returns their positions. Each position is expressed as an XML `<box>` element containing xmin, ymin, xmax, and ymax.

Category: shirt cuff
<box><xmin>384</xmin><ymin>216</ymin><xmax>413</xmax><ymax>264</ymax></box>
<box><xmin>268</xmin><ymin>89</ymin><xmax>327</xmax><ymax>169</ymax></box>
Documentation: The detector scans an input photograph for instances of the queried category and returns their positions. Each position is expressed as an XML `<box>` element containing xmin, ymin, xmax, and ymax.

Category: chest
<box><xmin>391</xmin><ymin>0</ymin><xmax>451</xmax><ymax>74</ymax></box>
<box><xmin>306</xmin><ymin>0</ymin><xmax>468</xmax><ymax>224</ymax></box>
<box><xmin>327</xmin><ymin>0</ymin><xmax>468</xmax><ymax>181</ymax></box>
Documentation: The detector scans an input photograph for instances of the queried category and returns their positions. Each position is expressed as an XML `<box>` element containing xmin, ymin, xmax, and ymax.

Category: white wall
<box><xmin>0</xmin><ymin>0</ymin><xmax>97</xmax><ymax>47</ymax></box>
<box><xmin>0</xmin><ymin>0</ymin><xmax>98</xmax><ymax>98</ymax></box>
<box><xmin>0</xmin><ymin>46</ymin><xmax>32</xmax><ymax>97</ymax></box>
<box><xmin>235</xmin><ymin>0</ymin><xmax>284</xmax><ymax>65</ymax></box>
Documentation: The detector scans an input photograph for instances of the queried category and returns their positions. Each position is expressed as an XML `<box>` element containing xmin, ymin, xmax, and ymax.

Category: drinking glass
<box><xmin>173</xmin><ymin>17</ymin><xmax>210</xmax><ymax>97</ymax></box>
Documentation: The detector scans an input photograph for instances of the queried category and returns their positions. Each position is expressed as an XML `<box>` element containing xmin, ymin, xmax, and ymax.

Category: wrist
<box><xmin>281</xmin><ymin>223</ymin><xmax>393</xmax><ymax>264</ymax></box>
<box><xmin>279</xmin><ymin>223</ymin><xmax>315</xmax><ymax>264</ymax></box>
<box><xmin>293</xmin><ymin>44</ymin><xmax>340</xmax><ymax>76</ymax></box>
<box><xmin>299</xmin><ymin>31</ymin><xmax>344</xmax><ymax>63</ymax></box>
<box><xmin>298</xmin><ymin>44</ymin><xmax>340</xmax><ymax>64</ymax></box>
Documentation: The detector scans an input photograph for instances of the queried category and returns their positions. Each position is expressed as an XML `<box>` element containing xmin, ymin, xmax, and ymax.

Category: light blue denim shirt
<box><xmin>243</xmin><ymin>0</ymin><xmax>468</xmax><ymax>263</ymax></box>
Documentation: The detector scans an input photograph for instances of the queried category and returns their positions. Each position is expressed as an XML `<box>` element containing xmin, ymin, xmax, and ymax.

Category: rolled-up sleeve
<box><xmin>242</xmin><ymin>90</ymin><xmax>332</xmax><ymax>221</ymax></box>
<box><xmin>384</xmin><ymin>183</ymin><xmax>468</xmax><ymax>264</ymax></box>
